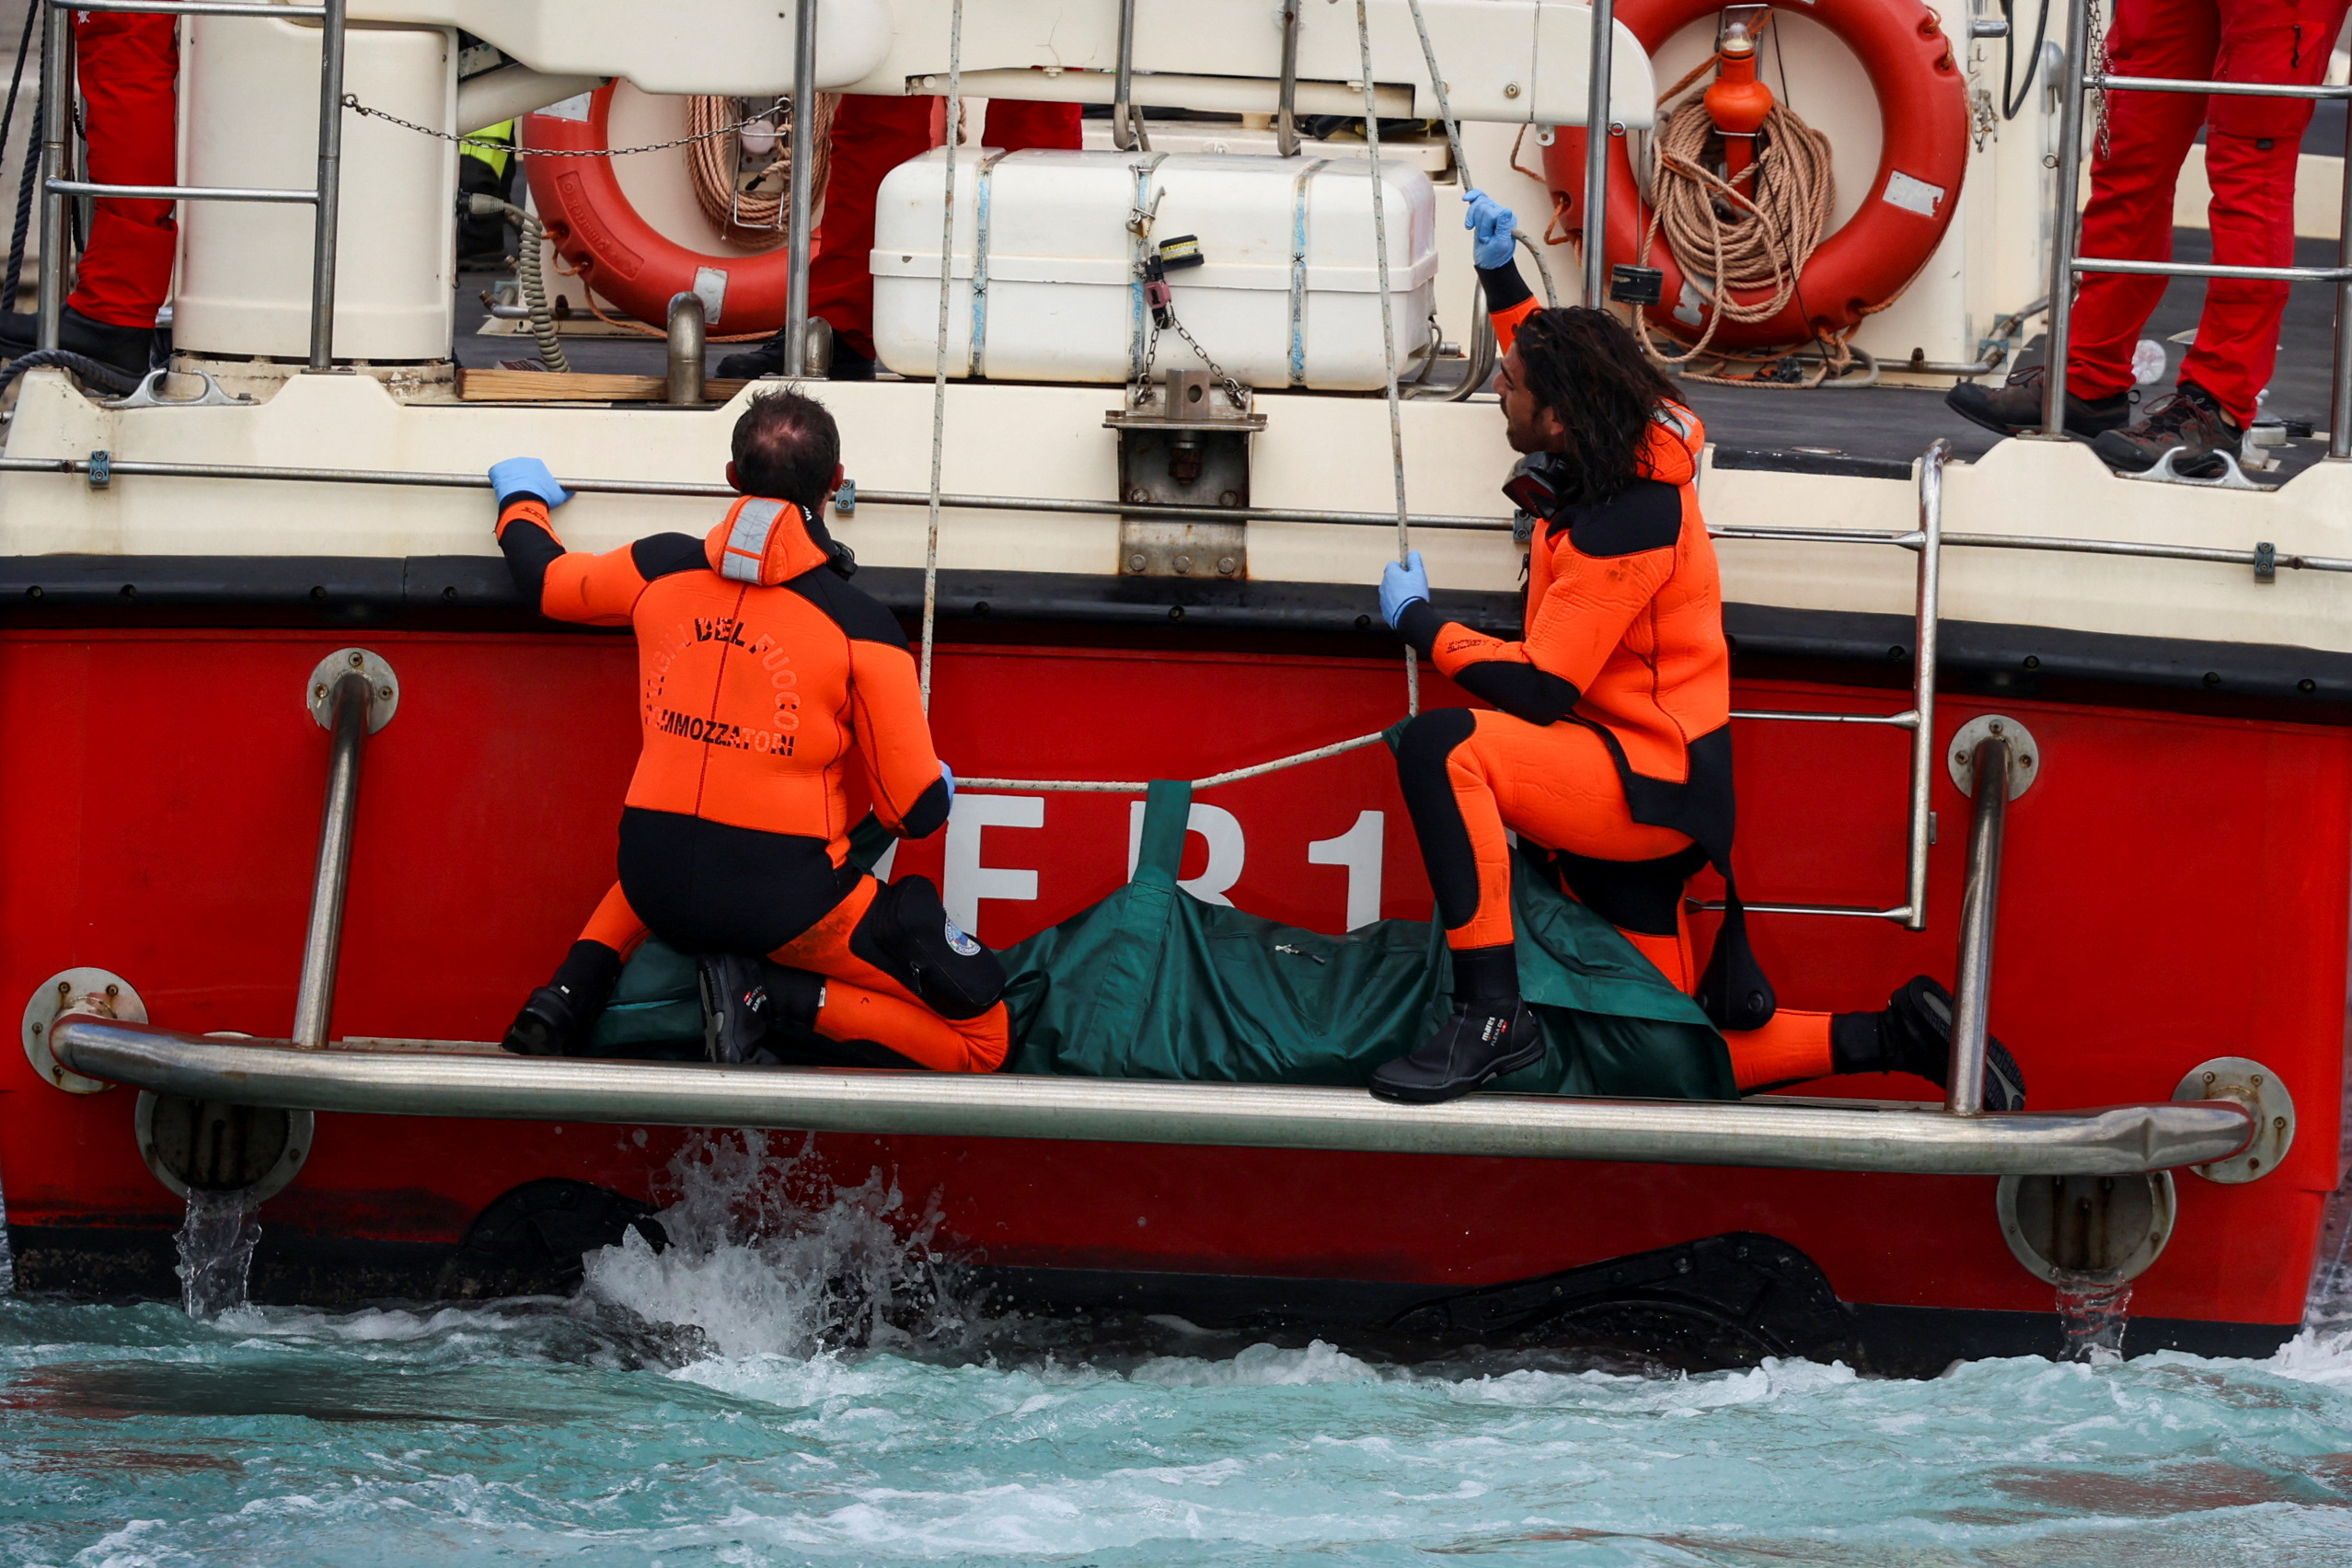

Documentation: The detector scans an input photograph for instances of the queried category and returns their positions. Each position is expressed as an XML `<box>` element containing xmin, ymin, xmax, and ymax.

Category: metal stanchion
<box><xmin>2040</xmin><ymin>0</ymin><xmax>2093</xmax><ymax>435</ymax></box>
<box><xmin>1581</xmin><ymin>0</ymin><xmax>1615</xmax><ymax>307</ymax></box>
<box><xmin>291</xmin><ymin>659</ymin><xmax>392</xmax><ymax>1049</ymax></box>
<box><xmin>35</xmin><ymin>0</ymin><xmax>67</xmax><ymax>351</ymax></box>
<box><xmin>1947</xmin><ymin>734</ymin><xmax>2012</xmax><ymax>1114</ymax></box>
<box><xmin>306</xmin><ymin>0</ymin><xmax>347</xmax><ymax>369</ymax></box>
<box><xmin>782</xmin><ymin>0</ymin><xmax>820</xmax><ymax>378</ymax></box>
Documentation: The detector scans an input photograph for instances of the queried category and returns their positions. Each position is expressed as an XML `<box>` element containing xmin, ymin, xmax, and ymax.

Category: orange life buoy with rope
<box><xmin>1546</xmin><ymin>0</ymin><xmax>1969</xmax><ymax>353</ymax></box>
<box><xmin>521</xmin><ymin>82</ymin><xmax>813</xmax><ymax>335</ymax></box>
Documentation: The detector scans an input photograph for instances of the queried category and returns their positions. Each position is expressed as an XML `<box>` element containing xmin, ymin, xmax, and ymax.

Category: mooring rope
<box><xmin>1357</xmin><ymin>0</ymin><xmax>1419</xmax><ymax>718</ymax></box>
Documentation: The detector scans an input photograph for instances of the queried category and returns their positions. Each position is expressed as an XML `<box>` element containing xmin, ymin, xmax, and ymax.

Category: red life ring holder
<box><xmin>1546</xmin><ymin>0</ymin><xmax>1968</xmax><ymax>350</ymax></box>
<box><xmin>522</xmin><ymin>82</ymin><xmax>805</xmax><ymax>333</ymax></box>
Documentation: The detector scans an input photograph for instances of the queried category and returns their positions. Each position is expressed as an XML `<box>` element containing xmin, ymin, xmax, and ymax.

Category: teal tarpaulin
<box><xmin>592</xmin><ymin>780</ymin><xmax>1735</xmax><ymax>1100</ymax></box>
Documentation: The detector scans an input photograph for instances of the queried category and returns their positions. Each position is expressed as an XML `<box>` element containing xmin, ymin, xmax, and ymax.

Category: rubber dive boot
<box><xmin>1370</xmin><ymin>1000</ymin><xmax>1545</xmax><ymax>1103</ymax></box>
<box><xmin>714</xmin><ymin>331</ymin><xmax>875</xmax><ymax>382</ymax></box>
<box><xmin>0</xmin><ymin>306</ymin><xmax>156</xmax><ymax>379</ymax></box>
<box><xmin>502</xmin><ymin>940</ymin><xmax>623</xmax><ymax>1057</ymax></box>
<box><xmin>1830</xmin><ymin>974</ymin><xmax>2028</xmax><ymax>1111</ymax></box>
<box><xmin>1944</xmin><ymin>363</ymin><xmax>2130</xmax><ymax>442</ymax></box>
<box><xmin>698</xmin><ymin>951</ymin><xmax>778</xmax><ymax>1065</ymax></box>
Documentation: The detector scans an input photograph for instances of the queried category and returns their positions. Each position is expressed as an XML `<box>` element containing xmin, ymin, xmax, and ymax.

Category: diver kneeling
<box><xmin>490</xmin><ymin>389</ymin><xmax>1010</xmax><ymax>1072</ymax></box>
<box><xmin>1366</xmin><ymin>191</ymin><xmax>2027</xmax><ymax>1111</ymax></box>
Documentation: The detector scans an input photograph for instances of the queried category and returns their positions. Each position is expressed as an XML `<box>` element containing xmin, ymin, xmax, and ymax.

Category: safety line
<box><xmin>1356</xmin><ymin>0</ymin><xmax>1419</xmax><ymax>717</ymax></box>
<box><xmin>960</xmin><ymin>729</ymin><xmax>1391</xmax><ymax>793</ymax></box>
<box><xmin>919</xmin><ymin>0</ymin><xmax>965</xmax><ymax>710</ymax></box>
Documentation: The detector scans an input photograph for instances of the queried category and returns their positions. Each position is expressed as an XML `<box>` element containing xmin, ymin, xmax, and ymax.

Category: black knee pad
<box><xmin>849</xmin><ymin>874</ymin><xmax>1005</xmax><ymax>1020</ymax></box>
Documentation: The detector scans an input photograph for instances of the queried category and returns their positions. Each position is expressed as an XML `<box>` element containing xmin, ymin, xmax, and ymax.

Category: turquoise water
<box><xmin>8</xmin><ymin>1142</ymin><xmax>2352</xmax><ymax>1565</ymax></box>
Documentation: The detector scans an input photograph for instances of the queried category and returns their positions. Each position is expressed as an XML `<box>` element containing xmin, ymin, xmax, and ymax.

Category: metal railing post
<box><xmin>2040</xmin><ymin>0</ymin><xmax>2093</xmax><ymax>436</ymax></box>
<box><xmin>1112</xmin><ymin>0</ymin><xmax>1143</xmax><ymax>152</ymax></box>
<box><xmin>35</xmin><ymin>0</ymin><xmax>69</xmax><ymax>351</ymax></box>
<box><xmin>306</xmin><ymin>0</ymin><xmax>347</xmax><ymax>370</ymax></box>
<box><xmin>2333</xmin><ymin>96</ymin><xmax>2352</xmax><ymax>459</ymax></box>
<box><xmin>666</xmin><ymin>290</ymin><xmax>706</xmax><ymax>403</ymax></box>
<box><xmin>292</xmin><ymin>671</ymin><xmax>371</xmax><ymax>1049</ymax></box>
<box><xmin>1947</xmin><ymin>734</ymin><xmax>2011</xmax><ymax>1115</ymax></box>
<box><xmin>782</xmin><ymin>0</ymin><xmax>820</xmax><ymax>378</ymax></box>
<box><xmin>1903</xmin><ymin>439</ymin><xmax>1947</xmax><ymax>930</ymax></box>
<box><xmin>1582</xmin><ymin>0</ymin><xmax>1615</xmax><ymax>307</ymax></box>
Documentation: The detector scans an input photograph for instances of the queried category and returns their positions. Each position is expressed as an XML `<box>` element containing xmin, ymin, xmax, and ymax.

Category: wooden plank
<box><xmin>457</xmin><ymin>368</ymin><xmax>753</xmax><ymax>403</ymax></box>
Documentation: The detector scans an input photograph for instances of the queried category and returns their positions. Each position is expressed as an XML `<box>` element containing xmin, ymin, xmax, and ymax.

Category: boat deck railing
<box><xmin>2045</xmin><ymin>5</ymin><xmax>2352</xmax><ymax>457</ymax></box>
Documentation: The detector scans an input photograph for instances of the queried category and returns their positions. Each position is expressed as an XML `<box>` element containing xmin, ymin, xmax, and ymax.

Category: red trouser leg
<box><xmin>808</xmin><ymin>96</ymin><xmax>1083</xmax><ymax>358</ymax></box>
<box><xmin>769</xmin><ymin>875</ymin><xmax>1010</xmax><ymax>1072</ymax></box>
<box><xmin>66</xmin><ymin>12</ymin><xmax>179</xmax><ymax>329</ymax></box>
<box><xmin>2066</xmin><ymin>0</ymin><xmax>2219</xmax><ymax>401</ymax></box>
<box><xmin>979</xmin><ymin>99</ymin><xmax>1084</xmax><ymax>151</ymax></box>
<box><xmin>808</xmin><ymin>96</ymin><xmax>939</xmax><ymax>359</ymax></box>
<box><xmin>2180</xmin><ymin>0</ymin><xmax>2352</xmax><ymax>423</ymax></box>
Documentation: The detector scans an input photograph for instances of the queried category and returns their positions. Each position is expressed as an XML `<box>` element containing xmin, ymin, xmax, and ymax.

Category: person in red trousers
<box><xmin>1950</xmin><ymin>0</ymin><xmax>2352</xmax><ymax>474</ymax></box>
<box><xmin>0</xmin><ymin>10</ymin><xmax>178</xmax><ymax>375</ymax></box>
<box><xmin>718</xmin><ymin>95</ymin><xmax>1082</xmax><ymax>379</ymax></box>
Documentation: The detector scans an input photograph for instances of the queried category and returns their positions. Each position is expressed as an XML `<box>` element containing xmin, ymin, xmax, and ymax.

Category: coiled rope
<box><xmin>908</xmin><ymin>0</ymin><xmax>1487</xmax><ymax>790</ymax></box>
<box><xmin>1632</xmin><ymin>58</ymin><xmax>1865</xmax><ymax>388</ymax></box>
<box><xmin>684</xmin><ymin>91</ymin><xmax>836</xmax><ymax>250</ymax></box>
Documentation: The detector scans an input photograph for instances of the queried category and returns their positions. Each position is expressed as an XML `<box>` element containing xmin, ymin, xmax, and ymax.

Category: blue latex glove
<box><xmin>939</xmin><ymin>760</ymin><xmax>956</xmax><ymax>806</ymax></box>
<box><xmin>1380</xmin><ymin>549</ymin><xmax>1430</xmax><ymax>629</ymax></box>
<box><xmin>489</xmin><ymin>456</ymin><xmax>572</xmax><ymax>510</ymax></box>
<box><xmin>1462</xmin><ymin>189</ymin><xmax>1517</xmax><ymax>271</ymax></box>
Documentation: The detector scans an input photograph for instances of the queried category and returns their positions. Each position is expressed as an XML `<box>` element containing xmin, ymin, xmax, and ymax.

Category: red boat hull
<box><xmin>4</xmin><ymin>625</ymin><xmax>2342</xmax><ymax>1359</ymax></box>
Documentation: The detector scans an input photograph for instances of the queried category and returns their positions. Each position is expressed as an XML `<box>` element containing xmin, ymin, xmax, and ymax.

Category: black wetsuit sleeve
<box><xmin>1395</xmin><ymin>596</ymin><xmax>1445</xmax><ymax>662</ymax></box>
<box><xmin>497</xmin><ymin>511</ymin><xmax>563</xmax><ymax>606</ymax></box>
<box><xmin>1448</xmin><ymin>662</ymin><xmax>1581</xmax><ymax>725</ymax></box>
<box><xmin>1476</xmin><ymin>258</ymin><xmax>1533</xmax><ymax>315</ymax></box>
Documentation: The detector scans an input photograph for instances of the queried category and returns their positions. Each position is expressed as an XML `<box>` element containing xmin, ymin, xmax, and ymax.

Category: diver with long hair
<box><xmin>1367</xmin><ymin>190</ymin><xmax>2029</xmax><ymax>1110</ymax></box>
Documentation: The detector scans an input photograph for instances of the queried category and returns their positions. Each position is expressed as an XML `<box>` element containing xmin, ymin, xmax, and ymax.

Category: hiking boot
<box><xmin>1369</xmin><ymin>999</ymin><xmax>1546</xmax><ymax>1104</ymax></box>
<box><xmin>501</xmin><ymin>940</ymin><xmax>622</xmax><ymax>1057</ymax></box>
<box><xmin>698</xmin><ymin>951</ymin><xmax>777</xmax><ymax>1065</ymax></box>
<box><xmin>2090</xmin><ymin>379</ymin><xmax>2243</xmax><ymax>477</ymax></box>
<box><xmin>1945</xmin><ymin>363</ymin><xmax>2132</xmax><ymax>442</ymax></box>
<box><xmin>0</xmin><ymin>305</ymin><xmax>157</xmax><ymax>380</ymax></box>
<box><xmin>1829</xmin><ymin>974</ymin><xmax>2027</xmax><ymax>1111</ymax></box>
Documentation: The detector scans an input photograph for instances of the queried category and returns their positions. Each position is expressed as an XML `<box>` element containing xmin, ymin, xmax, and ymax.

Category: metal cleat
<box><xmin>2116</xmin><ymin>444</ymin><xmax>2269</xmax><ymax>492</ymax></box>
<box><xmin>103</xmin><ymin>367</ymin><xmax>256</xmax><ymax>411</ymax></box>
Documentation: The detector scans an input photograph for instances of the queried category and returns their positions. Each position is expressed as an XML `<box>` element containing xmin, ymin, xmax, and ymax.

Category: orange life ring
<box><xmin>521</xmin><ymin>83</ymin><xmax>809</xmax><ymax>334</ymax></box>
<box><xmin>1546</xmin><ymin>0</ymin><xmax>1968</xmax><ymax>350</ymax></box>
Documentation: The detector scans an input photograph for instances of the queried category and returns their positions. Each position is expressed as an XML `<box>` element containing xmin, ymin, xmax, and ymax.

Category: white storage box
<box><xmin>870</xmin><ymin>148</ymin><xmax>1439</xmax><ymax>391</ymax></box>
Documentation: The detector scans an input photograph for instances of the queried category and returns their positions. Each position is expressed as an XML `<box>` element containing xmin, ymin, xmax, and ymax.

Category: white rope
<box><xmin>962</xmin><ymin>729</ymin><xmax>1391</xmax><ymax>794</ymax></box>
<box><xmin>1357</xmin><ymin>0</ymin><xmax>1419</xmax><ymax>717</ymax></box>
<box><xmin>918</xmin><ymin>0</ymin><xmax>964</xmax><ymax>710</ymax></box>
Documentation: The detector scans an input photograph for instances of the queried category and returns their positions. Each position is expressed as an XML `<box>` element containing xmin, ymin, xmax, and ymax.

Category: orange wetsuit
<box><xmin>1393</xmin><ymin>259</ymin><xmax>1828</xmax><ymax>1088</ymax></box>
<box><xmin>498</xmin><ymin>491</ymin><xmax>1009</xmax><ymax>1071</ymax></box>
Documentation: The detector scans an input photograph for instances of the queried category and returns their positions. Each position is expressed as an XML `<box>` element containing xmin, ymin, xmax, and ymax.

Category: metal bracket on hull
<box><xmin>1997</xmin><ymin>1170</ymin><xmax>2177</xmax><ymax>1283</ymax></box>
<box><xmin>21</xmin><ymin>968</ymin><xmax>145</xmax><ymax>1095</ymax></box>
<box><xmin>46</xmin><ymin>1017</ymin><xmax>2263</xmax><ymax>1178</ymax></box>
<box><xmin>2173</xmin><ymin>1055</ymin><xmax>2294</xmax><ymax>1182</ymax></box>
<box><xmin>134</xmin><ymin>1087</ymin><xmax>313</xmax><ymax>1203</ymax></box>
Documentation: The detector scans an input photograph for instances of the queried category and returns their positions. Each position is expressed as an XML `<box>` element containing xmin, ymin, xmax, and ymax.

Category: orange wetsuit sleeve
<box><xmin>495</xmin><ymin>497</ymin><xmax>660</xmax><ymax>626</ymax></box>
<box><xmin>1478</xmin><ymin>258</ymin><xmax>1539</xmax><ymax>355</ymax></box>
<box><xmin>847</xmin><ymin>636</ymin><xmax>952</xmax><ymax>838</ymax></box>
<box><xmin>1396</xmin><ymin>482</ymin><xmax>1681</xmax><ymax>725</ymax></box>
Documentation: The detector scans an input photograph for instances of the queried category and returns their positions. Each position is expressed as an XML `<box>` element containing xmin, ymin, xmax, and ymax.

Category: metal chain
<box><xmin>1167</xmin><ymin>317</ymin><xmax>1249</xmax><ymax>409</ymax></box>
<box><xmin>341</xmin><ymin>93</ymin><xmax>790</xmax><ymax>158</ymax></box>
<box><xmin>2086</xmin><ymin>1</ymin><xmax>2111</xmax><ymax>160</ymax></box>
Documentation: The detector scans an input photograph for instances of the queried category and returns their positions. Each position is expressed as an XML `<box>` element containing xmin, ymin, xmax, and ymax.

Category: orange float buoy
<box><xmin>522</xmin><ymin>83</ymin><xmax>813</xmax><ymax>335</ymax></box>
<box><xmin>1548</xmin><ymin>0</ymin><xmax>1969</xmax><ymax>351</ymax></box>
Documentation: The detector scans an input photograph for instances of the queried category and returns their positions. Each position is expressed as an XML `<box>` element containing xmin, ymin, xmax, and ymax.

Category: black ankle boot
<box><xmin>1370</xmin><ymin>945</ymin><xmax>1546</xmax><ymax>1104</ymax></box>
<box><xmin>502</xmin><ymin>940</ymin><xmax>622</xmax><ymax>1057</ymax></box>
<box><xmin>698</xmin><ymin>951</ymin><xmax>780</xmax><ymax>1065</ymax></box>
<box><xmin>1829</xmin><ymin>974</ymin><xmax>2028</xmax><ymax>1111</ymax></box>
<box><xmin>0</xmin><ymin>306</ymin><xmax>157</xmax><ymax>378</ymax></box>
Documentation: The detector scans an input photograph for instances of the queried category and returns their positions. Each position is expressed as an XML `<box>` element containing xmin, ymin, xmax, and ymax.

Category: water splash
<box><xmin>2055</xmin><ymin>1267</ymin><xmax>2133</xmax><ymax>1362</ymax></box>
<box><xmin>581</xmin><ymin>1131</ymin><xmax>967</xmax><ymax>1360</ymax></box>
<box><xmin>0</xmin><ymin>1159</ymin><xmax>13</xmax><ymax>1295</ymax></box>
<box><xmin>175</xmin><ymin>1189</ymin><xmax>260</xmax><ymax>1319</ymax></box>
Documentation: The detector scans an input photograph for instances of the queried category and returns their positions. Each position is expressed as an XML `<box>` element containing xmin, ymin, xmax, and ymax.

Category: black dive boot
<box><xmin>698</xmin><ymin>951</ymin><xmax>780</xmax><ymax>1065</ymax></box>
<box><xmin>1829</xmin><ymin>974</ymin><xmax>2028</xmax><ymax>1111</ymax></box>
<box><xmin>502</xmin><ymin>940</ymin><xmax>623</xmax><ymax>1057</ymax></box>
<box><xmin>714</xmin><ymin>330</ymin><xmax>875</xmax><ymax>382</ymax></box>
<box><xmin>1369</xmin><ymin>945</ymin><xmax>1546</xmax><ymax>1104</ymax></box>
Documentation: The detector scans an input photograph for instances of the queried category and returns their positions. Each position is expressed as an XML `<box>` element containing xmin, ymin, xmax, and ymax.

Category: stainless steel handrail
<box><xmin>292</xmin><ymin>671</ymin><xmax>371</xmax><ymax>1049</ymax></box>
<box><xmin>1582</xmin><ymin>0</ymin><xmax>1616</xmax><ymax>306</ymax></box>
<box><xmin>47</xmin><ymin>1015</ymin><xmax>2259</xmax><ymax>1175</ymax></box>
<box><xmin>2046</xmin><ymin>0</ymin><xmax>2352</xmax><ymax>457</ymax></box>
<box><xmin>780</xmin><ymin>0</ymin><xmax>820</xmax><ymax>378</ymax></box>
<box><xmin>1697</xmin><ymin>439</ymin><xmax>1945</xmax><ymax>928</ymax></box>
<box><xmin>36</xmin><ymin>0</ymin><xmax>347</xmax><ymax>370</ymax></box>
<box><xmin>1946</xmin><ymin>733</ymin><xmax>2008</xmax><ymax>1114</ymax></box>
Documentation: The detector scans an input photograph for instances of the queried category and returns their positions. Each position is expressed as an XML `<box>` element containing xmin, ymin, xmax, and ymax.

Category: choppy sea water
<box><xmin>8</xmin><ymin>1139</ymin><xmax>2352</xmax><ymax>1566</ymax></box>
